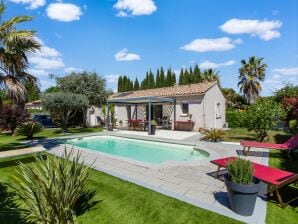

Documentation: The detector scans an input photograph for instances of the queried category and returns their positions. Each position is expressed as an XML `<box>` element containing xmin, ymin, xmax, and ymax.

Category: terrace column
<box><xmin>106</xmin><ymin>101</ymin><xmax>110</xmax><ymax>130</ymax></box>
<box><xmin>148</xmin><ymin>98</ymin><xmax>151</xmax><ymax>134</ymax></box>
<box><xmin>173</xmin><ymin>99</ymin><xmax>176</xmax><ymax>130</ymax></box>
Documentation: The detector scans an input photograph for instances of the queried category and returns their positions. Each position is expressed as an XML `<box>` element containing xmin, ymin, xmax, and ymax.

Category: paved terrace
<box><xmin>39</xmin><ymin>130</ymin><xmax>268</xmax><ymax>224</ymax></box>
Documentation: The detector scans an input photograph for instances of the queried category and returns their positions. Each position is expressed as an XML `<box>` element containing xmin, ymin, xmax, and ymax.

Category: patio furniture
<box><xmin>211</xmin><ymin>157</ymin><xmax>298</xmax><ymax>208</ymax></box>
<box><xmin>240</xmin><ymin>134</ymin><xmax>298</xmax><ymax>156</ymax></box>
<box><xmin>175</xmin><ymin>121</ymin><xmax>194</xmax><ymax>131</ymax></box>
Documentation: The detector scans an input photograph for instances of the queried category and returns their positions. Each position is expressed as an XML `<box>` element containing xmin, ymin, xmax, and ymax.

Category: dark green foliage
<box><xmin>227</xmin><ymin>158</ymin><xmax>253</xmax><ymax>185</ymax></box>
<box><xmin>43</xmin><ymin>92</ymin><xmax>89</xmax><ymax>131</ymax></box>
<box><xmin>133</xmin><ymin>78</ymin><xmax>140</xmax><ymax>91</ymax></box>
<box><xmin>226</xmin><ymin>110</ymin><xmax>245</xmax><ymax>128</ymax></box>
<box><xmin>160</xmin><ymin>67</ymin><xmax>165</xmax><ymax>87</ymax></box>
<box><xmin>243</xmin><ymin>98</ymin><xmax>286</xmax><ymax>141</ymax></box>
<box><xmin>57</xmin><ymin>71</ymin><xmax>106</xmax><ymax>106</ymax></box>
<box><xmin>222</xmin><ymin>88</ymin><xmax>247</xmax><ymax>109</ymax></box>
<box><xmin>273</xmin><ymin>84</ymin><xmax>298</xmax><ymax>101</ymax></box>
<box><xmin>43</xmin><ymin>86</ymin><xmax>61</xmax><ymax>94</ymax></box>
<box><xmin>117</xmin><ymin>75</ymin><xmax>134</xmax><ymax>92</ymax></box>
<box><xmin>289</xmin><ymin>120</ymin><xmax>298</xmax><ymax>134</ymax></box>
<box><xmin>17</xmin><ymin>121</ymin><xmax>43</xmax><ymax>140</ymax></box>
<box><xmin>9</xmin><ymin>150</ymin><xmax>93</xmax><ymax>224</ymax></box>
<box><xmin>24</xmin><ymin>81</ymin><xmax>40</xmax><ymax>103</ymax></box>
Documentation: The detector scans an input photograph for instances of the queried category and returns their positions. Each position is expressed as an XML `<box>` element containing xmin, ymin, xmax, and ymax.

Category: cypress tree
<box><xmin>193</xmin><ymin>64</ymin><xmax>201</xmax><ymax>83</ymax></box>
<box><xmin>189</xmin><ymin>67</ymin><xmax>194</xmax><ymax>84</ymax></box>
<box><xmin>179</xmin><ymin>69</ymin><xmax>184</xmax><ymax>85</ymax></box>
<box><xmin>156</xmin><ymin>69</ymin><xmax>160</xmax><ymax>88</ymax></box>
<box><xmin>166</xmin><ymin>68</ymin><xmax>172</xmax><ymax>87</ymax></box>
<box><xmin>160</xmin><ymin>67</ymin><xmax>165</xmax><ymax>87</ymax></box>
<box><xmin>183</xmin><ymin>70</ymin><xmax>190</xmax><ymax>85</ymax></box>
<box><xmin>133</xmin><ymin>78</ymin><xmax>140</xmax><ymax>90</ymax></box>
<box><xmin>171</xmin><ymin>72</ymin><xmax>176</xmax><ymax>86</ymax></box>
<box><xmin>118</xmin><ymin>76</ymin><xmax>123</xmax><ymax>92</ymax></box>
<box><xmin>149</xmin><ymin>69</ymin><xmax>155</xmax><ymax>88</ymax></box>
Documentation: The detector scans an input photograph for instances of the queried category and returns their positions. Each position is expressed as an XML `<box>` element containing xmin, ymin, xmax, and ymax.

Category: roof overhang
<box><xmin>107</xmin><ymin>96</ymin><xmax>175</xmax><ymax>104</ymax></box>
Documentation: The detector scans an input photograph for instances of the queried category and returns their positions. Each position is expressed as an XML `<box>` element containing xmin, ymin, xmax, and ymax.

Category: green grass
<box><xmin>0</xmin><ymin>154</ymin><xmax>241</xmax><ymax>224</ymax></box>
<box><xmin>266</xmin><ymin>150</ymin><xmax>298</xmax><ymax>224</ymax></box>
<box><xmin>0</xmin><ymin>127</ymin><xmax>102</xmax><ymax>151</ymax></box>
<box><xmin>222</xmin><ymin>128</ymin><xmax>290</xmax><ymax>143</ymax></box>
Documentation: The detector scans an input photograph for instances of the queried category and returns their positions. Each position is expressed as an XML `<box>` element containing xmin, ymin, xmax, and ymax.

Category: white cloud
<box><xmin>199</xmin><ymin>60</ymin><xmax>235</xmax><ymax>69</ymax></box>
<box><xmin>181</xmin><ymin>37</ymin><xmax>241</xmax><ymax>52</ymax></box>
<box><xmin>220</xmin><ymin>18</ymin><xmax>282</xmax><ymax>41</ymax></box>
<box><xmin>35</xmin><ymin>46</ymin><xmax>61</xmax><ymax>58</ymax></box>
<box><xmin>113</xmin><ymin>0</ymin><xmax>157</xmax><ymax>17</ymax></box>
<box><xmin>27</xmin><ymin>68</ymin><xmax>49</xmax><ymax>77</ymax></box>
<box><xmin>272</xmin><ymin>67</ymin><xmax>298</xmax><ymax>76</ymax></box>
<box><xmin>64</xmin><ymin>67</ymin><xmax>83</xmax><ymax>73</ymax></box>
<box><xmin>29</xmin><ymin>57</ymin><xmax>65</xmax><ymax>69</ymax></box>
<box><xmin>115</xmin><ymin>48</ymin><xmax>141</xmax><ymax>61</ymax></box>
<box><xmin>105</xmin><ymin>75</ymin><xmax>120</xmax><ymax>84</ymax></box>
<box><xmin>10</xmin><ymin>0</ymin><xmax>46</xmax><ymax>10</ymax></box>
<box><xmin>263</xmin><ymin>73</ymin><xmax>298</xmax><ymax>95</ymax></box>
<box><xmin>46</xmin><ymin>3</ymin><xmax>82</xmax><ymax>22</ymax></box>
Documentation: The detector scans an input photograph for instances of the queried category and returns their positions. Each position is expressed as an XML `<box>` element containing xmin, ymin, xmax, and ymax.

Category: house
<box><xmin>25</xmin><ymin>100</ymin><xmax>43</xmax><ymax>110</ymax></box>
<box><xmin>108</xmin><ymin>82</ymin><xmax>226</xmax><ymax>131</ymax></box>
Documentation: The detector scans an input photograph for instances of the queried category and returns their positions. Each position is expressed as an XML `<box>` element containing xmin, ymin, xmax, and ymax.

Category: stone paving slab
<box><xmin>45</xmin><ymin>132</ymin><xmax>268</xmax><ymax>224</ymax></box>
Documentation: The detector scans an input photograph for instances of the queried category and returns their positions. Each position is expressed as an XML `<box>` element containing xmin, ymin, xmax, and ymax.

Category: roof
<box><xmin>25</xmin><ymin>100</ymin><xmax>42</xmax><ymax>106</ymax></box>
<box><xmin>109</xmin><ymin>82</ymin><xmax>217</xmax><ymax>100</ymax></box>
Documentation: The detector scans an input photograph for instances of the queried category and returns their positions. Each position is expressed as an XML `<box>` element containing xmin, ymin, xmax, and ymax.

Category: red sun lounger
<box><xmin>211</xmin><ymin>157</ymin><xmax>298</xmax><ymax>208</ymax></box>
<box><xmin>240</xmin><ymin>134</ymin><xmax>298</xmax><ymax>156</ymax></box>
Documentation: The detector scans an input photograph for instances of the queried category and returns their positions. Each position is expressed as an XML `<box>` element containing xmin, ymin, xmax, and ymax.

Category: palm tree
<box><xmin>0</xmin><ymin>5</ymin><xmax>41</xmax><ymax>105</ymax></box>
<box><xmin>238</xmin><ymin>56</ymin><xmax>267</xmax><ymax>104</ymax></box>
<box><xmin>202</xmin><ymin>69</ymin><xmax>220</xmax><ymax>84</ymax></box>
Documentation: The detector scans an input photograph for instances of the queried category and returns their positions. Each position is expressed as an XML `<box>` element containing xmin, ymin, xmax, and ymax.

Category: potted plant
<box><xmin>119</xmin><ymin>120</ymin><xmax>123</xmax><ymax>127</ymax></box>
<box><xmin>148</xmin><ymin>120</ymin><xmax>157</xmax><ymax>135</ymax></box>
<box><xmin>224</xmin><ymin>158</ymin><xmax>260</xmax><ymax>216</ymax></box>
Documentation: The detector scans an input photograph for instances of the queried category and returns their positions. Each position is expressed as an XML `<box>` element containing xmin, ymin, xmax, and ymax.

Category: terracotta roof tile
<box><xmin>109</xmin><ymin>82</ymin><xmax>217</xmax><ymax>100</ymax></box>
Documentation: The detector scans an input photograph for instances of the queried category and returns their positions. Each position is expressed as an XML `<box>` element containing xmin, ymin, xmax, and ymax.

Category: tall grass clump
<box><xmin>10</xmin><ymin>149</ymin><xmax>94</xmax><ymax>224</ymax></box>
<box><xmin>227</xmin><ymin>158</ymin><xmax>254</xmax><ymax>185</ymax></box>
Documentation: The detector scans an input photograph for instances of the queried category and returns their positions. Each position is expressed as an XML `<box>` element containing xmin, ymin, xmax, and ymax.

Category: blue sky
<box><xmin>7</xmin><ymin>0</ymin><xmax>298</xmax><ymax>95</ymax></box>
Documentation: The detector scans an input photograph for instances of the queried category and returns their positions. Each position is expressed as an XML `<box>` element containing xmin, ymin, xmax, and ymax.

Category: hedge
<box><xmin>226</xmin><ymin>110</ymin><xmax>245</xmax><ymax>128</ymax></box>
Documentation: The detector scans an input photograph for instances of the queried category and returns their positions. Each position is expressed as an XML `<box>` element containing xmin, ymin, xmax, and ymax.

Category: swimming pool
<box><xmin>67</xmin><ymin>136</ymin><xmax>209</xmax><ymax>164</ymax></box>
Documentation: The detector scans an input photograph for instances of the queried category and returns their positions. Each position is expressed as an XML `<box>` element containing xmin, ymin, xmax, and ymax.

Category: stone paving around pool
<box><xmin>45</xmin><ymin>131</ymin><xmax>268</xmax><ymax>224</ymax></box>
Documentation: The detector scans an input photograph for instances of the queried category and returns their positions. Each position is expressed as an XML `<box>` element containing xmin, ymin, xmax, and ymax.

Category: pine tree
<box><xmin>160</xmin><ymin>67</ymin><xmax>165</xmax><ymax>87</ymax></box>
<box><xmin>118</xmin><ymin>76</ymin><xmax>123</xmax><ymax>92</ymax></box>
<box><xmin>179</xmin><ymin>69</ymin><xmax>184</xmax><ymax>85</ymax></box>
<box><xmin>133</xmin><ymin>78</ymin><xmax>139</xmax><ymax>90</ymax></box>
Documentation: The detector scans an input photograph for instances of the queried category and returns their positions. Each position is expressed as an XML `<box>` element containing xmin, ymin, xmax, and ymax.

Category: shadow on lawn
<box><xmin>0</xmin><ymin>155</ymin><xmax>47</xmax><ymax>169</ymax></box>
<box><xmin>75</xmin><ymin>190</ymin><xmax>101</xmax><ymax>216</ymax></box>
<box><xmin>0</xmin><ymin>183</ymin><xmax>26</xmax><ymax>224</ymax></box>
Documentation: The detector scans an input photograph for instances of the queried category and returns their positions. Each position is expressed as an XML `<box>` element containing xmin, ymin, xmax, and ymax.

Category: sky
<box><xmin>6</xmin><ymin>0</ymin><xmax>298</xmax><ymax>95</ymax></box>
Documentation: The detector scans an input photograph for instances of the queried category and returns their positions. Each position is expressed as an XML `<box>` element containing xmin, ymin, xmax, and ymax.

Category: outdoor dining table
<box><xmin>127</xmin><ymin>120</ymin><xmax>148</xmax><ymax>131</ymax></box>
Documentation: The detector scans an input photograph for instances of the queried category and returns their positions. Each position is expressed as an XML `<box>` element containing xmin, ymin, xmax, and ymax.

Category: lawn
<box><xmin>222</xmin><ymin>128</ymin><xmax>291</xmax><ymax>143</ymax></box>
<box><xmin>0</xmin><ymin>127</ymin><xmax>102</xmax><ymax>151</ymax></box>
<box><xmin>0</xmin><ymin>154</ymin><xmax>240</xmax><ymax>224</ymax></box>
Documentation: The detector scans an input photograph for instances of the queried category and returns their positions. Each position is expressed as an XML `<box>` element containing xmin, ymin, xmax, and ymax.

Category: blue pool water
<box><xmin>67</xmin><ymin>136</ymin><xmax>209</xmax><ymax>164</ymax></box>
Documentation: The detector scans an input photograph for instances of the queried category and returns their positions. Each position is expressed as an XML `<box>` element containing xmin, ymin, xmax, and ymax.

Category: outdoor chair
<box><xmin>240</xmin><ymin>134</ymin><xmax>298</xmax><ymax>156</ymax></box>
<box><xmin>211</xmin><ymin>157</ymin><xmax>298</xmax><ymax>208</ymax></box>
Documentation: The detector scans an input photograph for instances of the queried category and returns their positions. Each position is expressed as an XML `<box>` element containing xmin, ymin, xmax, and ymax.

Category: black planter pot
<box><xmin>148</xmin><ymin>125</ymin><xmax>156</xmax><ymax>135</ymax></box>
<box><xmin>224</xmin><ymin>174</ymin><xmax>260</xmax><ymax>216</ymax></box>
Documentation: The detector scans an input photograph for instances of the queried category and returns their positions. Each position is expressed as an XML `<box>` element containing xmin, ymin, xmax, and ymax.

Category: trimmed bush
<box><xmin>289</xmin><ymin>120</ymin><xmax>298</xmax><ymax>134</ymax></box>
<box><xmin>226</xmin><ymin>110</ymin><xmax>245</xmax><ymax>128</ymax></box>
<box><xmin>227</xmin><ymin>158</ymin><xmax>253</xmax><ymax>185</ymax></box>
<box><xmin>17</xmin><ymin>121</ymin><xmax>43</xmax><ymax>140</ymax></box>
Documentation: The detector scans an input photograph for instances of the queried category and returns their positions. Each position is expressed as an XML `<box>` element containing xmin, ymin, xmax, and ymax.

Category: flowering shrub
<box><xmin>0</xmin><ymin>105</ymin><xmax>29</xmax><ymax>133</ymax></box>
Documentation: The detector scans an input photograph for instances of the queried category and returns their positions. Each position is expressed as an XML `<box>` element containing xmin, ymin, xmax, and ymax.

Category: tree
<box><xmin>148</xmin><ymin>70</ymin><xmax>155</xmax><ymax>88</ymax></box>
<box><xmin>0</xmin><ymin>105</ymin><xmax>29</xmax><ymax>133</ymax></box>
<box><xmin>118</xmin><ymin>76</ymin><xmax>123</xmax><ymax>92</ymax></box>
<box><xmin>171</xmin><ymin>72</ymin><xmax>176</xmax><ymax>86</ymax></box>
<box><xmin>160</xmin><ymin>67</ymin><xmax>165</xmax><ymax>87</ymax></box>
<box><xmin>221</xmin><ymin>88</ymin><xmax>246</xmax><ymax>109</ymax></box>
<box><xmin>274</xmin><ymin>84</ymin><xmax>298</xmax><ymax>101</ymax></box>
<box><xmin>155</xmin><ymin>69</ymin><xmax>160</xmax><ymax>88</ymax></box>
<box><xmin>165</xmin><ymin>68</ymin><xmax>172</xmax><ymax>87</ymax></box>
<box><xmin>44</xmin><ymin>86</ymin><xmax>61</xmax><ymax>94</ymax></box>
<box><xmin>133</xmin><ymin>78</ymin><xmax>139</xmax><ymax>90</ymax></box>
<box><xmin>193</xmin><ymin>64</ymin><xmax>201</xmax><ymax>83</ymax></box>
<box><xmin>43</xmin><ymin>92</ymin><xmax>88</xmax><ymax>131</ymax></box>
<box><xmin>0</xmin><ymin>5</ymin><xmax>41</xmax><ymax>105</ymax></box>
<box><xmin>244</xmin><ymin>98</ymin><xmax>286</xmax><ymax>141</ymax></box>
<box><xmin>238</xmin><ymin>57</ymin><xmax>267</xmax><ymax>104</ymax></box>
<box><xmin>179</xmin><ymin>69</ymin><xmax>184</xmax><ymax>85</ymax></box>
<box><xmin>24</xmin><ymin>81</ymin><xmax>40</xmax><ymax>102</ymax></box>
<box><xmin>202</xmin><ymin>69</ymin><xmax>220</xmax><ymax>83</ymax></box>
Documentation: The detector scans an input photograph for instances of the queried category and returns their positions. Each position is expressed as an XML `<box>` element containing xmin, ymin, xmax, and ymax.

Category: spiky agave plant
<box><xmin>202</xmin><ymin>128</ymin><xmax>225</xmax><ymax>142</ymax></box>
<box><xmin>10</xmin><ymin>149</ymin><xmax>94</xmax><ymax>224</ymax></box>
<box><xmin>17</xmin><ymin>121</ymin><xmax>43</xmax><ymax>140</ymax></box>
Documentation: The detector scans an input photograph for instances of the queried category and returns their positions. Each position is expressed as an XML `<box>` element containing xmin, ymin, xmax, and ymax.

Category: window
<box><xmin>216</xmin><ymin>102</ymin><xmax>221</xmax><ymax>119</ymax></box>
<box><xmin>182</xmin><ymin>103</ymin><xmax>189</xmax><ymax>114</ymax></box>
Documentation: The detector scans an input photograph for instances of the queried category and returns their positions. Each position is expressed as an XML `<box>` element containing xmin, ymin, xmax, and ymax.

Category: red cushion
<box><xmin>211</xmin><ymin>157</ymin><xmax>296</xmax><ymax>186</ymax></box>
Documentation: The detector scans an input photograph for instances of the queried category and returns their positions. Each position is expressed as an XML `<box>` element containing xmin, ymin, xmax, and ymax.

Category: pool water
<box><xmin>67</xmin><ymin>136</ymin><xmax>209</xmax><ymax>164</ymax></box>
